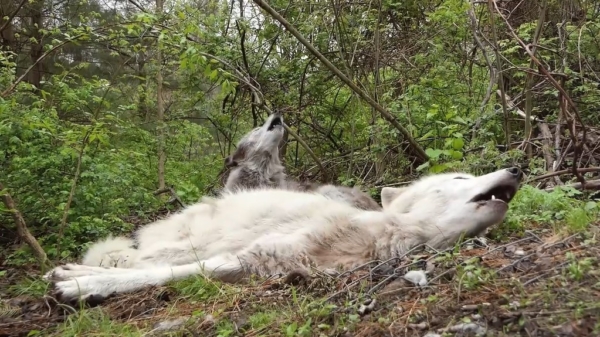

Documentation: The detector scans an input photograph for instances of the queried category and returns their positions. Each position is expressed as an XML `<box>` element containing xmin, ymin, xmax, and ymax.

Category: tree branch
<box><xmin>153</xmin><ymin>186</ymin><xmax>186</xmax><ymax>208</ymax></box>
<box><xmin>0</xmin><ymin>0</ymin><xmax>28</xmax><ymax>33</ymax></box>
<box><xmin>1</xmin><ymin>32</ymin><xmax>89</xmax><ymax>97</ymax></box>
<box><xmin>545</xmin><ymin>179</ymin><xmax>600</xmax><ymax>192</ymax></box>
<box><xmin>523</xmin><ymin>0</ymin><xmax>547</xmax><ymax>158</ymax></box>
<box><xmin>527</xmin><ymin>167</ymin><xmax>600</xmax><ymax>183</ymax></box>
<box><xmin>56</xmin><ymin>130</ymin><xmax>91</xmax><ymax>257</ymax></box>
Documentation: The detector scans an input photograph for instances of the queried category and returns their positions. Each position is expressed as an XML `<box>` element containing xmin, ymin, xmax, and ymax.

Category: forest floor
<box><xmin>2</xmin><ymin>221</ymin><xmax>600</xmax><ymax>337</ymax></box>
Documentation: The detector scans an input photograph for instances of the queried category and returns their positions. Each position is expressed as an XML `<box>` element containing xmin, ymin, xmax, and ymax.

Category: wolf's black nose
<box><xmin>506</xmin><ymin>167</ymin><xmax>522</xmax><ymax>180</ymax></box>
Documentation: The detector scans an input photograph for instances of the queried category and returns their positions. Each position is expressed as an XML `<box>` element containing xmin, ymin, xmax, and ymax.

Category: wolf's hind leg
<box><xmin>231</xmin><ymin>233</ymin><xmax>311</xmax><ymax>277</ymax></box>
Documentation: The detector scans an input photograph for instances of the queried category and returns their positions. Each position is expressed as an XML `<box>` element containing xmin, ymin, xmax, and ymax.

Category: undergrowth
<box><xmin>496</xmin><ymin>184</ymin><xmax>599</xmax><ymax>238</ymax></box>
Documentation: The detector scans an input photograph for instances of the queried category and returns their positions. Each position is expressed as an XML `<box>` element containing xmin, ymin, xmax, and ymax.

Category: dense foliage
<box><xmin>1</xmin><ymin>0</ymin><xmax>599</xmax><ymax>265</ymax></box>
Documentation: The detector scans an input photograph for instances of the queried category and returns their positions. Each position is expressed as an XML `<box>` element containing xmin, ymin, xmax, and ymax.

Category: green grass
<box><xmin>51</xmin><ymin>309</ymin><xmax>144</xmax><ymax>337</ymax></box>
<box><xmin>7</xmin><ymin>277</ymin><xmax>50</xmax><ymax>298</ymax></box>
<box><xmin>494</xmin><ymin>184</ymin><xmax>599</xmax><ymax>237</ymax></box>
<box><xmin>167</xmin><ymin>274</ymin><xmax>229</xmax><ymax>301</ymax></box>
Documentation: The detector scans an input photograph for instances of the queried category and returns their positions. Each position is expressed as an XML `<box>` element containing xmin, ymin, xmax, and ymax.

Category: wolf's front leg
<box><xmin>44</xmin><ymin>264</ymin><xmax>134</xmax><ymax>281</ymax></box>
<box><xmin>52</xmin><ymin>256</ymin><xmax>244</xmax><ymax>303</ymax></box>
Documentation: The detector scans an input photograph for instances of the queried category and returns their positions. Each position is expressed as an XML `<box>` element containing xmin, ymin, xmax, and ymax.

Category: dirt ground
<box><xmin>2</xmin><ymin>223</ymin><xmax>600</xmax><ymax>336</ymax></box>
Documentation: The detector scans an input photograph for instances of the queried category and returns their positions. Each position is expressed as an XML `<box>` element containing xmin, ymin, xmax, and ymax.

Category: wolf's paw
<box><xmin>43</xmin><ymin>265</ymin><xmax>72</xmax><ymax>281</ymax></box>
<box><xmin>44</xmin><ymin>264</ymin><xmax>101</xmax><ymax>281</ymax></box>
<box><xmin>51</xmin><ymin>276</ymin><xmax>112</xmax><ymax>305</ymax></box>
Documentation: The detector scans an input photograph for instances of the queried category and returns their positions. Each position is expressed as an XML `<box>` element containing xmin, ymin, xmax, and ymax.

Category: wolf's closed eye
<box><xmin>454</xmin><ymin>177</ymin><xmax>469</xmax><ymax>180</ymax></box>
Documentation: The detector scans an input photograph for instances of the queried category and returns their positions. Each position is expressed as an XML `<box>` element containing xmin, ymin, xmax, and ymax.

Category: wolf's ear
<box><xmin>227</xmin><ymin>143</ymin><xmax>250</xmax><ymax>166</ymax></box>
<box><xmin>224</xmin><ymin>156</ymin><xmax>238</xmax><ymax>167</ymax></box>
<box><xmin>381</xmin><ymin>187</ymin><xmax>407</xmax><ymax>209</ymax></box>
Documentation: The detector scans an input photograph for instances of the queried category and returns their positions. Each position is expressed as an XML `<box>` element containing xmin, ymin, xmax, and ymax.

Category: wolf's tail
<box><xmin>81</xmin><ymin>235</ymin><xmax>139</xmax><ymax>268</ymax></box>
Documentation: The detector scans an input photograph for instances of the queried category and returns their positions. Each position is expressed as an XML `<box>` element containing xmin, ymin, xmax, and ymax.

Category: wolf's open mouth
<box><xmin>469</xmin><ymin>184</ymin><xmax>518</xmax><ymax>204</ymax></box>
<box><xmin>267</xmin><ymin>116</ymin><xmax>283</xmax><ymax>131</ymax></box>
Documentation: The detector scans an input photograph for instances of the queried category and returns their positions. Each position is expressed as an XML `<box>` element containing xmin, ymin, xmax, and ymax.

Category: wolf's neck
<box><xmin>248</xmin><ymin>151</ymin><xmax>285</xmax><ymax>179</ymax></box>
<box><xmin>353</xmin><ymin>211</ymin><xmax>429</xmax><ymax>259</ymax></box>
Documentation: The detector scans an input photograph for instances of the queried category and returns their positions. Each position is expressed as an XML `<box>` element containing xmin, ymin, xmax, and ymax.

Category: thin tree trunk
<box><xmin>156</xmin><ymin>0</ymin><xmax>166</xmax><ymax>190</ymax></box>
<box><xmin>0</xmin><ymin>182</ymin><xmax>50</xmax><ymax>270</ymax></box>
<box><xmin>523</xmin><ymin>0</ymin><xmax>547</xmax><ymax>159</ymax></box>
<box><xmin>372</xmin><ymin>5</ymin><xmax>385</xmax><ymax>182</ymax></box>
<box><xmin>28</xmin><ymin>0</ymin><xmax>44</xmax><ymax>90</ymax></box>
<box><xmin>487</xmin><ymin>0</ymin><xmax>510</xmax><ymax>147</ymax></box>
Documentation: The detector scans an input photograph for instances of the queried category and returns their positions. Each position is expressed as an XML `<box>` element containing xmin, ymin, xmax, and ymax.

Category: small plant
<box><xmin>7</xmin><ymin>277</ymin><xmax>50</xmax><ymax>298</ymax></box>
<box><xmin>456</xmin><ymin>257</ymin><xmax>496</xmax><ymax>290</ymax></box>
<box><xmin>215</xmin><ymin>320</ymin><xmax>235</xmax><ymax>337</ymax></box>
<box><xmin>565</xmin><ymin>252</ymin><xmax>595</xmax><ymax>281</ymax></box>
<box><xmin>248</xmin><ymin>311</ymin><xmax>278</xmax><ymax>330</ymax></box>
<box><xmin>168</xmin><ymin>274</ymin><xmax>227</xmax><ymax>301</ymax></box>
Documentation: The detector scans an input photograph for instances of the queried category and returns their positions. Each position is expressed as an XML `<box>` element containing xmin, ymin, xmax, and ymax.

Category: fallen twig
<box><xmin>153</xmin><ymin>186</ymin><xmax>186</xmax><ymax>208</ymax></box>
<box><xmin>527</xmin><ymin>167</ymin><xmax>600</xmax><ymax>182</ymax></box>
<box><xmin>545</xmin><ymin>179</ymin><xmax>600</xmax><ymax>192</ymax></box>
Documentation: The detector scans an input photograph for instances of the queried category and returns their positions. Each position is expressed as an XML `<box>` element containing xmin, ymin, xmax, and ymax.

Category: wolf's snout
<box><xmin>506</xmin><ymin>167</ymin><xmax>522</xmax><ymax>181</ymax></box>
<box><xmin>267</xmin><ymin>114</ymin><xmax>284</xmax><ymax>131</ymax></box>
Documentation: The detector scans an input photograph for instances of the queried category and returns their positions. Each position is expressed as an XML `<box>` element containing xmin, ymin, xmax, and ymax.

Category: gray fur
<box><xmin>223</xmin><ymin>113</ymin><xmax>287</xmax><ymax>192</ymax></box>
<box><xmin>223</xmin><ymin>113</ymin><xmax>381</xmax><ymax>211</ymax></box>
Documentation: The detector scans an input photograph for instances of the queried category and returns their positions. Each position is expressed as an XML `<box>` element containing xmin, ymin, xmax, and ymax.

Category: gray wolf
<box><xmin>46</xmin><ymin>167</ymin><xmax>522</xmax><ymax>303</ymax></box>
<box><xmin>223</xmin><ymin>113</ymin><xmax>287</xmax><ymax>191</ymax></box>
<box><xmin>222</xmin><ymin>113</ymin><xmax>380</xmax><ymax>210</ymax></box>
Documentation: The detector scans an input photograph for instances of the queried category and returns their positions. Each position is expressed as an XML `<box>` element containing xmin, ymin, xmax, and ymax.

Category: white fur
<box><xmin>47</xmin><ymin>168</ymin><xmax>521</xmax><ymax>302</ymax></box>
<box><xmin>81</xmin><ymin>236</ymin><xmax>137</xmax><ymax>268</ymax></box>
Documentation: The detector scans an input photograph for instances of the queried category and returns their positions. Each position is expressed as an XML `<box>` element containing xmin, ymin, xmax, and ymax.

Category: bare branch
<box><xmin>545</xmin><ymin>179</ymin><xmax>600</xmax><ymax>192</ymax></box>
<box><xmin>0</xmin><ymin>0</ymin><xmax>28</xmax><ymax>33</ymax></box>
<box><xmin>153</xmin><ymin>186</ymin><xmax>186</xmax><ymax>208</ymax></box>
<box><xmin>487</xmin><ymin>0</ymin><xmax>511</xmax><ymax>146</ymax></box>
<box><xmin>527</xmin><ymin>167</ymin><xmax>600</xmax><ymax>183</ymax></box>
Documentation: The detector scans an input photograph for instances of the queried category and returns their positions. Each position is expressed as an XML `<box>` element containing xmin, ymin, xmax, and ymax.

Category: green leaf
<box><xmin>285</xmin><ymin>322</ymin><xmax>298</xmax><ymax>336</ymax></box>
<box><xmin>450</xmin><ymin>150</ymin><xmax>463</xmax><ymax>160</ymax></box>
<box><xmin>452</xmin><ymin>116</ymin><xmax>468</xmax><ymax>125</ymax></box>
<box><xmin>416</xmin><ymin>162</ymin><xmax>430</xmax><ymax>172</ymax></box>
<box><xmin>430</xmin><ymin>164</ymin><xmax>448</xmax><ymax>173</ymax></box>
<box><xmin>419</xmin><ymin>130</ymin><xmax>434</xmax><ymax>141</ymax></box>
<box><xmin>425</xmin><ymin>148</ymin><xmax>442</xmax><ymax>159</ymax></box>
<box><xmin>451</xmin><ymin>138</ymin><xmax>464</xmax><ymax>150</ymax></box>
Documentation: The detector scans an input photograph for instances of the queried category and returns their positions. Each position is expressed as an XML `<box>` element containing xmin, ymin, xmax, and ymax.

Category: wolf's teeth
<box><xmin>491</xmin><ymin>195</ymin><xmax>496</xmax><ymax>200</ymax></box>
<box><xmin>505</xmin><ymin>192</ymin><xmax>510</xmax><ymax>200</ymax></box>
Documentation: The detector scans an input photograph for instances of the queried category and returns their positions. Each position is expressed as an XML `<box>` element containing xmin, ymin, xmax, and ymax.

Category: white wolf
<box><xmin>47</xmin><ymin>167</ymin><xmax>522</xmax><ymax>303</ymax></box>
<box><xmin>82</xmin><ymin>113</ymin><xmax>379</xmax><ymax>270</ymax></box>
